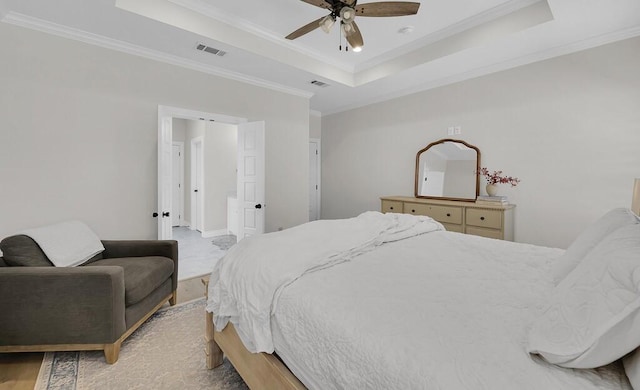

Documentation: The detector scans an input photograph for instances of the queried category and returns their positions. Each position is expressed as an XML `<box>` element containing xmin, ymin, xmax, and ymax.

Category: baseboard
<box><xmin>182</xmin><ymin>220</ymin><xmax>191</xmax><ymax>227</ymax></box>
<box><xmin>201</xmin><ymin>229</ymin><xmax>228</xmax><ymax>238</ymax></box>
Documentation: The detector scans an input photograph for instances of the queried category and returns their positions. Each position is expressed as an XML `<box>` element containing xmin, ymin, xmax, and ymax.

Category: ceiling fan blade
<box><xmin>299</xmin><ymin>0</ymin><xmax>333</xmax><ymax>10</ymax></box>
<box><xmin>342</xmin><ymin>0</ymin><xmax>357</xmax><ymax>6</ymax></box>
<box><xmin>346</xmin><ymin>21</ymin><xmax>364</xmax><ymax>50</ymax></box>
<box><xmin>355</xmin><ymin>2</ymin><xmax>420</xmax><ymax>17</ymax></box>
<box><xmin>286</xmin><ymin>16</ymin><xmax>325</xmax><ymax>40</ymax></box>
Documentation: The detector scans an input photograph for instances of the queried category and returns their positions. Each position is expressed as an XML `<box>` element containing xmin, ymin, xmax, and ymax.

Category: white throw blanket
<box><xmin>206</xmin><ymin>211</ymin><xmax>444</xmax><ymax>353</ymax></box>
<box><xmin>21</xmin><ymin>220</ymin><xmax>105</xmax><ymax>267</ymax></box>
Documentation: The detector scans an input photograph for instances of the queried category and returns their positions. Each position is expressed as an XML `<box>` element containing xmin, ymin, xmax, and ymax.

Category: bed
<box><xmin>205</xmin><ymin>201</ymin><xmax>640</xmax><ymax>389</ymax></box>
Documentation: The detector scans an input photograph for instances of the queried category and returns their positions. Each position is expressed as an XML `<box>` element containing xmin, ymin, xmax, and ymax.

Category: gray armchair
<box><xmin>0</xmin><ymin>239</ymin><xmax>178</xmax><ymax>363</ymax></box>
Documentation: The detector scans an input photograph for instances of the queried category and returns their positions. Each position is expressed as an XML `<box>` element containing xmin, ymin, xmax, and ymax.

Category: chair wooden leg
<box><xmin>104</xmin><ymin>341</ymin><xmax>122</xmax><ymax>364</ymax></box>
<box><xmin>169</xmin><ymin>290</ymin><xmax>177</xmax><ymax>306</ymax></box>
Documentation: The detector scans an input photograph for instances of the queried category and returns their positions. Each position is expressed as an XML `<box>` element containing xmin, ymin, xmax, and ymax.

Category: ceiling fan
<box><xmin>286</xmin><ymin>0</ymin><xmax>421</xmax><ymax>52</ymax></box>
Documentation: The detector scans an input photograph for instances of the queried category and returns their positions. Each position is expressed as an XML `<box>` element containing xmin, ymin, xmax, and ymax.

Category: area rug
<box><xmin>35</xmin><ymin>299</ymin><xmax>248</xmax><ymax>390</ymax></box>
<box><xmin>211</xmin><ymin>235</ymin><xmax>237</xmax><ymax>251</ymax></box>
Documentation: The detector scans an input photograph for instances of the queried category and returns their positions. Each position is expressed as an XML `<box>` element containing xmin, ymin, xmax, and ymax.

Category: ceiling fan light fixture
<box><xmin>319</xmin><ymin>15</ymin><xmax>336</xmax><ymax>33</ymax></box>
<box><xmin>341</xmin><ymin>22</ymin><xmax>355</xmax><ymax>37</ymax></box>
<box><xmin>352</xmin><ymin>45</ymin><xmax>363</xmax><ymax>52</ymax></box>
<box><xmin>340</xmin><ymin>7</ymin><xmax>356</xmax><ymax>24</ymax></box>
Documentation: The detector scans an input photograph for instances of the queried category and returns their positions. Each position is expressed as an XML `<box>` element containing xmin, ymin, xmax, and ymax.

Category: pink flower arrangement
<box><xmin>479</xmin><ymin>167</ymin><xmax>520</xmax><ymax>187</ymax></box>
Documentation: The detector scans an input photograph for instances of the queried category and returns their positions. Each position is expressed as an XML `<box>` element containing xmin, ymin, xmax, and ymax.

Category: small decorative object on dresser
<box><xmin>381</xmin><ymin>196</ymin><xmax>514</xmax><ymax>241</ymax></box>
<box><xmin>479</xmin><ymin>167</ymin><xmax>520</xmax><ymax>196</ymax></box>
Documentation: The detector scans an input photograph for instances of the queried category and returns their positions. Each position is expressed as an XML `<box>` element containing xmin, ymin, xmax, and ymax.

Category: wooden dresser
<box><xmin>381</xmin><ymin>196</ymin><xmax>515</xmax><ymax>241</ymax></box>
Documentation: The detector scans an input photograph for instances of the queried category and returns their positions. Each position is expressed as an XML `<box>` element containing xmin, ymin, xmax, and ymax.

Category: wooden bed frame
<box><xmin>202</xmin><ymin>182</ymin><xmax>640</xmax><ymax>389</ymax></box>
<box><xmin>203</xmin><ymin>277</ymin><xmax>305</xmax><ymax>389</ymax></box>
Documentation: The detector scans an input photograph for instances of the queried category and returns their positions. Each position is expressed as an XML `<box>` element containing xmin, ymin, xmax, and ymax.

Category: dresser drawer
<box><xmin>466</xmin><ymin>208</ymin><xmax>502</xmax><ymax>229</ymax></box>
<box><xmin>442</xmin><ymin>223</ymin><xmax>463</xmax><ymax>233</ymax></box>
<box><xmin>466</xmin><ymin>226</ymin><xmax>503</xmax><ymax>240</ymax></box>
<box><xmin>381</xmin><ymin>200</ymin><xmax>403</xmax><ymax>213</ymax></box>
<box><xmin>404</xmin><ymin>203</ymin><xmax>463</xmax><ymax>225</ymax></box>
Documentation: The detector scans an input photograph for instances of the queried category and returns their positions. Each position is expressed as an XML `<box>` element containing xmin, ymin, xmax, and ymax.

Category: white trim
<box><xmin>172</xmin><ymin>141</ymin><xmax>185</xmax><ymax>227</ymax></box>
<box><xmin>309</xmin><ymin>138</ymin><xmax>321</xmax><ymax>221</ymax></box>
<box><xmin>201</xmin><ymin>229</ymin><xmax>229</xmax><ymax>238</ymax></box>
<box><xmin>182</xmin><ymin>220</ymin><xmax>191</xmax><ymax>228</ymax></box>
<box><xmin>1</xmin><ymin>12</ymin><xmax>314</xmax><ymax>99</ymax></box>
<box><xmin>309</xmin><ymin>110</ymin><xmax>322</xmax><ymax>117</ymax></box>
<box><xmin>322</xmin><ymin>24</ymin><xmax>640</xmax><ymax>116</ymax></box>
<box><xmin>169</xmin><ymin>0</ymin><xmax>354</xmax><ymax>73</ymax></box>
<box><xmin>354</xmin><ymin>0</ymin><xmax>544</xmax><ymax>73</ymax></box>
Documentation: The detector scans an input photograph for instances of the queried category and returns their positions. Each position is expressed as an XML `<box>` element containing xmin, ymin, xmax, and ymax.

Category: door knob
<box><xmin>255</xmin><ymin>204</ymin><xmax>262</xmax><ymax>209</ymax></box>
<box><xmin>162</xmin><ymin>212</ymin><xmax>170</xmax><ymax>217</ymax></box>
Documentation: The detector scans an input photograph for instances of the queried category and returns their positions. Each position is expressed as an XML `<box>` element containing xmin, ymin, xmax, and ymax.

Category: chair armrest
<box><xmin>0</xmin><ymin>266</ymin><xmax>126</xmax><ymax>346</ymax></box>
<box><xmin>101</xmin><ymin>240</ymin><xmax>179</xmax><ymax>293</ymax></box>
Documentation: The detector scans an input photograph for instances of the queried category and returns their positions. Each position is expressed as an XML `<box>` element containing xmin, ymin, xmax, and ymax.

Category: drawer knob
<box><xmin>412</xmin><ymin>209</ymin><xmax>416</xmax><ymax>213</ymax></box>
<box><xmin>446</xmin><ymin>213</ymin><xmax>451</xmax><ymax>217</ymax></box>
<box><xmin>390</xmin><ymin>207</ymin><xmax>394</xmax><ymax>210</ymax></box>
<box><xmin>480</xmin><ymin>217</ymin><xmax>485</xmax><ymax>221</ymax></box>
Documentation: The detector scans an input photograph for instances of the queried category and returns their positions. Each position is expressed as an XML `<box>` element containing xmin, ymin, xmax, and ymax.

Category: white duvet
<box><xmin>207</xmin><ymin>211</ymin><xmax>444</xmax><ymax>353</ymax></box>
<box><xmin>208</xmin><ymin>214</ymin><xmax>632</xmax><ymax>389</ymax></box>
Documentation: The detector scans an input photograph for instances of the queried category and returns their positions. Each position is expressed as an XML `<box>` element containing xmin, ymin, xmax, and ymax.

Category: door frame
<box><xmin>309</xmin><ymin>138</ymin><xmax>321</xmax><ymax>221</ymax></box>
<box><xmin>190</xmin><ymin>136</ymin><xmax>204</xmax><ymax>232</ymax></box>
<box><xmin>157</xmin><ymin>105</ymin><xmax>250</xmax><ymax>239</ymax></box>
<box><xmin>172</xmin><ymin>141</ymin><xmax>185</xmax><ymax>227</ymax></box>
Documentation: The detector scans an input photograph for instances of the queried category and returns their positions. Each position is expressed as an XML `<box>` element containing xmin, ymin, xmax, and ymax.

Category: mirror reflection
<box><xmin>415</xmin><ymin>139</ymin><xmax>480</xmax><ymax>201</ymax></box>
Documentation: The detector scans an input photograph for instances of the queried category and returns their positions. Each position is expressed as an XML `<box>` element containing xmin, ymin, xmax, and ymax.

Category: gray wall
<box><xmin>0</xmin><ymin>23</ymin><xmax>309</xmax><ymax>239</ymax></box>
<box><xmin>321</xmin><ymin>36</ymin><xmax>640</xmax><ymax>249</ymax></box>
<box><xmin>310</xmin><ymin>113</ymin><xmax>321</xmax><ymax>139</ymax></box>
<box><xmin>203</xmin><ymin>121</ymin><xmax>237</xmax><ymax>233</ymax></box>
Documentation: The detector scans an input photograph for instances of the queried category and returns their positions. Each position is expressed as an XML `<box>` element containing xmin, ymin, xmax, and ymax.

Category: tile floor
<box><xmin>172</xmin><ymin>227</ymin><xmax>230</xmax><ymax>281</ymax></box>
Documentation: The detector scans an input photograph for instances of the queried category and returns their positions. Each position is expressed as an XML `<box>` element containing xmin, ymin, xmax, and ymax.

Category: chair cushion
<box><xmin>0</xmin><ymin>235</ymin><xmax>53</xmax><ymax>267</ymax></box>
<box><xmin>87</xmin><ymin>256</ymin><xmax>174</xmax><ymax>306</ymax></box>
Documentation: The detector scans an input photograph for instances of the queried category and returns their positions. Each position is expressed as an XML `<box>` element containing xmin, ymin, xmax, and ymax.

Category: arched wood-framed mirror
<box><xmin>414</xmin><ymin>139</ymin><xmax>481</xmax><ymax>201</ymax></box>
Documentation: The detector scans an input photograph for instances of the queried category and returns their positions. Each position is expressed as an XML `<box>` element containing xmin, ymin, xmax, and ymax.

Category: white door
<box><xmin>171</xmin><ymin>143</ymin><xmax>184</xmax><ymax>227</ymax></box>
<box><xmin>309</xmin><ymin>139</ymin><xmax>320</xmax><ymax>221</ymax></box>
<box><xmin>237</xmin><ymin>121</ymin><xmax>265</xmax><ymax>241</ymax></box>
<box><xmin>158</xmin><ymin>116</ymin><xmax>173</xmax><ymax>239</ymax></box>
<box><xmin>191</xmin><ymin>137</ymin><xmax>204</xmax><ymax>232</ymax></box>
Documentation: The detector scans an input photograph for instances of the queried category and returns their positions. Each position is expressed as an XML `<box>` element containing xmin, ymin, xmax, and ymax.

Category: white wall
<box><xmin>0</xmin><ymin>23</ymin><xmax>309</xmax><ymax>239</ymax></box>
<box><xmin>322</xmin><ymin>36</ymin><xmax>640</xmax><ymax>249</ymax></box>
<box><xmin>203</xmin><ymin>121</ymin><xmax>237</xmax><ymax>234</ymax></box>
<box><xmin>310</xmin><ymin>113</ymin><xmax>321</xmax><ymax>139</ymax></box>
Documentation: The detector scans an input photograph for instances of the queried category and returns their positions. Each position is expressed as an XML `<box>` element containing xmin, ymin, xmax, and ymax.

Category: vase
<box><xmin>486</xmin><ymin>184</ymin><xmax>498</xmax><ymax>196</ymax></box>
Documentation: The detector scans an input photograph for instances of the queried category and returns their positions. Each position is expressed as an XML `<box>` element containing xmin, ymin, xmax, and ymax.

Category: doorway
<box><xmin>171</xmin><ymin>142</ymin><xmax>184</xmax><ymax>227</ymax></box>
<box><xmin>309</xmin><ymin>139</ymin><xmax>321</xmax><ymax>221</ymax></box>
<box><xmin>190</xmin><ymin>136</ymin><xmax>204</xmax><ymax>232</ymax></box>
<box><xmin>158</xmin><ymin>106</ymin><xmax>265</xmax><ymax>239</ymax></box>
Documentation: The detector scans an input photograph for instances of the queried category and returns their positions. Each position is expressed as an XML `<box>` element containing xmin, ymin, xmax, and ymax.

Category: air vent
<box><xmin>310</xmin><ymin>80</ymin><xmax>329</xmax><ymax>88</ymax></box>
<box><xmin>196</xmin><ymin>43</ymin><xmax>227</xmax><ymax>57</ymax></box>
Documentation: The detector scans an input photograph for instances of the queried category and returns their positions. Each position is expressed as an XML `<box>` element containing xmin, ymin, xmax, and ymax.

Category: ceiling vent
<box><xmin>196</xmin><ymin>43</ymin><xmax>227</xmax><ymax>57</ymax></box>
<box><xmin>310</xmin><ymin>80</ymin><xmax>330</xmax><ymax>88</ymax></box>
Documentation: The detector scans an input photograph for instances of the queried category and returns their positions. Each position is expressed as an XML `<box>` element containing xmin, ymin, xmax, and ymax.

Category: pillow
<box><xmin>0</xmin><ymin>235</ymin><xmax>53</xmax><ymax>267</ymax></box>
<box><xmin>624</xmin><ymin>349</ymin><xmax>640</xmax><ymax>389</ymax></box>
<box><xmin>527</xmin><ymin>223</ymin><xmax>640</xmax><ymax>368</ymax></box>
<box><xmin>549</xmin><ymin>208</ymin><xmax>639</xmax><ymax>284</ymax></box>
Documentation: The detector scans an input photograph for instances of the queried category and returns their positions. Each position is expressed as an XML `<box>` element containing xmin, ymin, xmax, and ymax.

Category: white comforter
<box><xmin>207</xmin><ymin>214</ymin><xmax>631</xmax><ymax>389</ymax></box>
<box><xmin>271</xmin><ymin>231</ymin><xmax>631</xmax><ymax>390</ymax></box>
<box><xmin>206</xmin><ymin>211</ymin><xmax>444</xmax><ymax>353</ymax></box>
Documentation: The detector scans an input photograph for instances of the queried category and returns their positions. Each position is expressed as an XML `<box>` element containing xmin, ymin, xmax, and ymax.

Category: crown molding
<box><xmin>169</xmin><ymin>0</ymin><xmax>354</xmax><ymax>73</ymax></box>
<box><xmin>323</xmin><ymin>24</ymin><xmax>640</xmax><ymax>116</ymax></box>
<box><xmin>354</xmin><ymin>0</ymin><xmax>545</xmax><ymax>73</ymax></box>
<box><xmin>1</xmin><ymin>12</ymin><xmax>314</xmax><ymax>99</ymax></box>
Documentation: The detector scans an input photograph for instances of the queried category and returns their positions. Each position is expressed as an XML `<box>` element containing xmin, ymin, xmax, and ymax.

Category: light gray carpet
<box><xmin>36</xmin><ymin>299</ymin><xmax>248</xmax><ymax>390</ymax></box>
